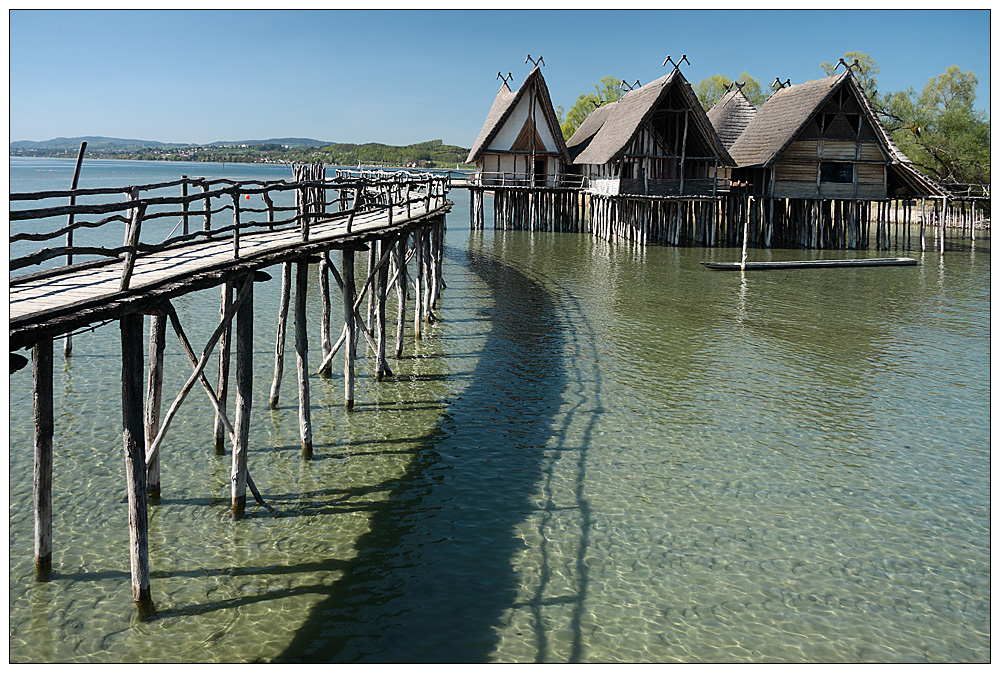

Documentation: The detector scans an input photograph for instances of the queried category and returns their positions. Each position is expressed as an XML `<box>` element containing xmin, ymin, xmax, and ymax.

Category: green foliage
<box><xmin>884</xmin><ymin>66</ymin><xmax>990</xmax><ymax>184</ymax></box>
<box><xmin>558</xmin><ymin>76</ymin><xmax>623</xmax><ymax>141</ymax></box>
<box><xmin>695</xmin><ymin>72</ymin><xmax>767</xmax><ymax>110</ymax></box>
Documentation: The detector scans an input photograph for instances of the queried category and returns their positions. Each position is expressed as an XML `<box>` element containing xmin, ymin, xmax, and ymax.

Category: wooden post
<box><xmin>318</xmin><ymin>254</ymin><xmax>333</xmax><ymax>377</ymax></box>
<box><xmin>32</xmin><ymin>338</ymin><xmax>53</xmax><ymax>579</ymax></box>
<box><xmin>120</xmin><ymin>313</ymin><xmax>152</xmax><ymax>612</ymax></box>
<box><xmin>181</xmin><ymin>176</ymin><xmax>189</xmax><ymax>236</ymax></box>
<box><xmin>365</xmin><ymin>240</ymin><xmax>378</xmax><ymax>343</ymax></box>
<box><xmin>940</xmin><ymin>196</ymin><xmax>947</xmax><ymax>251</ymax></box>
<box><xmin>394</xmin><ymin>233</ymin><xmax>408</xmax><ymax>358</ymax></box>
<box><xmin>269</xmin><ymin>262</ymin><xmax>292</xmax><ymax>408</ymax></box>
<box><xmin>231</xmin><ymin>274</ymin><xmax>253</xmax><ymax>517</ymax></box>
<box><xmin>145</xmin><ymin>313</ymin><xmax>166</xmax><ymax>499</ymax></box>
<box><xmin>63</xmin><ymin>142</ymin><xmax>87</xmax><ymax>357</ymax></box>
<box><xmin>120</xmin><ymin>187</ymin><xmax>146</xmax><ymax>292</ymax></box>
<box><xmin>375</xmin><ymin>237</ymin><xmax>391</xmax><ymax>381</ymax></box>
<box><xmin>294</xmin><ymin>260</ymin><xmax>313</xmax><ymax>458</ymax></box>
<box><xmin>342</xmin><ymin>249</ymin><xmax>357</xmax><ymax>409</ymax></box>
<box><xmin>413</xmin><ymin>229</ymin><xmax>424</xmax><ymax>338</ymax></box>
<box><xmin>231</xmin><ymin>190</ymin><xmax>241</xmax><ymax>259</ymax></box>
<box><xmin>201</xmin><ymin>182</ymin><xmax>211</xmax><ymax>231</ymax></box>
<box><xmin>213</xmin><ymin>282</ymin><xmax>233</xmax><ymax>454</ymax></box>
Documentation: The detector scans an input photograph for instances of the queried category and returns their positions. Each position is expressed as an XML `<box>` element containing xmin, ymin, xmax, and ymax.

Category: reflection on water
<box><xmin>8</xmin><ymin>163</ymin><xmax>991</xmax><ymax>663</ymax></box>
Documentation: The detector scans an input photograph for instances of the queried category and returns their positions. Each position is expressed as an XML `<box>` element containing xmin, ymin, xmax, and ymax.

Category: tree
<box><xmin>557</xmin><ymin>76</ymin><xmax>623</xmax><ymax>141</ymax></box>
<box><xmin>884</xmin><ymin>66</ymin><xmax>990</xmax><ymax>185</ymax></box>
<box><xmin>694</xmin><ymin>72</ymin><xmax>767</xmax><ymax>110</ymax></box>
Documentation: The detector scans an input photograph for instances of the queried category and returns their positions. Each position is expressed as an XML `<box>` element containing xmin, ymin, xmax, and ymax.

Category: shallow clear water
<box><xmin>8</xmin><ymin>159</ymin><xmax>991</xmax><ymax>662</ymax></box>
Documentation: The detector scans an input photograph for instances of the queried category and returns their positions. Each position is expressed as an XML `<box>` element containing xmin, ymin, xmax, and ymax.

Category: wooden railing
<box><xmin>468</xmin><ymin>171</ymin><xmax>588</xmax><ymax>189</ymax></box>
<box><xmin>10</xmin><ymin>166</ymin><xmax>450</xmax><ymax>290</ymax></box>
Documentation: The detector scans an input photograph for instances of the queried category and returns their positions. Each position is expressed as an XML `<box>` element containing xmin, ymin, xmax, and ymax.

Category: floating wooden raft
<box><xmin>701</xmin><ymin>257</ymin><xmax>919</xmax><ymax>270</ymax></box>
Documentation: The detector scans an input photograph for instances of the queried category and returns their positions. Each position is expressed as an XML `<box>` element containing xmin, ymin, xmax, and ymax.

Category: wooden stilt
<box><xmin>32</xmin><ymin>338</ymin><xmax>53</xmax><ymax>580</ymax></box>
<box><xmin>294</xmin><ymin>260</ymin><xmax>313</xmax><ymax>458</ymax></box>
<box><xmin>145</xmin><ymin>313</ymin><xmax>166</xmax><ymax>499</ymax></box>
<box><xmin>342</xmin><ymin>249</ymin><xmax>357</xmax><ymax>409</ymax></box>
<box><xmin>413</xmin><ymin>229</ymin><xmax>423</xmax><ymax>339</ymax></box>
<box><xmin>269</xmin><ymin>261</ymin><xmax>292</xmax><ymax>408</ymax></box>
<box><xmin>375</xmin><ymin>237</ymin><xmax>391</xmax><ymax>380</ymax></box>
<box><xmin>394</xmin><ymin>233</ymin><xmax>408</xmax><ymax>359</ymax></box>
<box><xmin>120</xmin><ymin>313</ymin><xmax>153</xmax><ymax>613</ymax></box>
<box><xmin>231</xmin><ymin>274</ymin><xmax>253</xmax><ymax>516</ymax></box>
<box><xmin>213</xmin><ymin>282</ymin><xmax>232</xmax><ymax>455</ymax></box>
<box><xmin>318</xmin><ymin>254</ymin><xmax>333</xmax><ymax>377</ymax></box>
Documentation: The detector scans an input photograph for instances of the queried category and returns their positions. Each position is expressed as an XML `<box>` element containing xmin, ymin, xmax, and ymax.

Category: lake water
<box><xmin>8</xmin><ymin>158</ymin><xmax>991</xmax><ymax>662</ymax></box>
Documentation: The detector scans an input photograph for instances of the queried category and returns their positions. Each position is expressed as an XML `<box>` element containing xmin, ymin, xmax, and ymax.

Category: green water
<box><xmin>8</xmin><ymin>160</ymin><xmax>991</xmax><ymax>662</ymax></box>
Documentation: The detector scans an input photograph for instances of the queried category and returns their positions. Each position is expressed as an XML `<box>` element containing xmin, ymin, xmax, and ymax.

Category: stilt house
<box><xmin>566</xmin><ymin>70</ymin><xmax>735</xmax><ymax>196</ymax></box>
<box><xmin>466</xmin><ymin>66</ymin><xmax>571</xmax><ymax>187</ymax></box>
<box><xmin>727</xmin><ymin>70</ymin><xmax>944</xmax><ymax>199</ymax></box>
<box><xmin>706</xmin><ymin>86</ymin><xmax>757</xmax><ymax>188</ymax></box>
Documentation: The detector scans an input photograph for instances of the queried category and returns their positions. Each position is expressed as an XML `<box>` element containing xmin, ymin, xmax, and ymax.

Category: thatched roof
<box><xmin>565</xmin><ymin>100</ymin><xmax>615</xmax><ymax>161</ymax></box>
<box><xmin>728</xmin><ymin>73</ymin><xmax>847</xmax><ymax>168</ymax></box>
<box><xmin>707</xmin><ymin>89</ymin><xmax>757</xmax><ymax>150</ymax></box>
<box><xmin>728</xmin><ymin>70</ymin><xmax>946</xmax><ymax>196</ymax></box>
<box><xmin>568</xmin><ymin>70</ymin><xmax>734</xmax><ymax>167</ymax></box>
<box><xmin>465</xmin><ymin>66</ymin><xmax>570</xmax><ymax>164</ymax></box>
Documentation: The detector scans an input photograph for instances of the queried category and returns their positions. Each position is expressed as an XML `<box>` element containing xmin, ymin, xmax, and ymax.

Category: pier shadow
<box><xmin>272</xmin><ymin>246</ymin><xmax>571</xmax><ymax>662</ymax></box>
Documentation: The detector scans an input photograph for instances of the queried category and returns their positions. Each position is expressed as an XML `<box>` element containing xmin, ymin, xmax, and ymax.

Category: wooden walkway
<box><xmin>11</xmin><ymin>164</ymin><xmax>452</xmax><ymax>614</ymax></box>
<box><xmin>11</xmin><ymin>194</ymin><xmax>447</xmax><ymax>350</ymax></box>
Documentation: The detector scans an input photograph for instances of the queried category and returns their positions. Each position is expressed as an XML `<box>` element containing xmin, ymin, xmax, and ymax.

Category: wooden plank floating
<box><xmin>701</xmin><ymin>257</ymin><xmax>918</xmax><ymax>270</ymax></box>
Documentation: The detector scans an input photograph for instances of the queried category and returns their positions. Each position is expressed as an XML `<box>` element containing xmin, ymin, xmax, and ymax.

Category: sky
<box><xmin>7</xmin><ymin>9</ymin><xmax>993</xmax><ymax>147</ymax></box>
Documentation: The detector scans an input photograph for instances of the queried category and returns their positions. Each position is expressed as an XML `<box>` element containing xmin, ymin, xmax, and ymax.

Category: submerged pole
<box><xmin>121</xmin><ymin>313</ymin><xmax>153</xmax><ymax>613</ymax></box>
<box><xmin>294</xmin><ymin>260</ymin><xmax>313</xmax><ymax>458</ymax></box>
<box><xmin>32</xmin><ymin>338</ymin><xmax>54</xmax><ymax>579</ymax></box>
<box><xmin>231</xmin><ymin>274</ymin><xmax>253</xmax><ymax>517</ymax></box>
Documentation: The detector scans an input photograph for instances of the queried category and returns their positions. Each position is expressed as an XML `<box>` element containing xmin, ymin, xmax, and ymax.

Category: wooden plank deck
<box><xmin>10</xmin><ymin>198</ymin><xmax>448</xmax><ymax>350</ymax></box>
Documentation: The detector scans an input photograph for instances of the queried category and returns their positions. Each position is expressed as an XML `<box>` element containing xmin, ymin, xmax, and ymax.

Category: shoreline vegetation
<box><xmin>10</xmin><ymin>136</ymin><xmax>475</xmax><ymax>170</ymax></box>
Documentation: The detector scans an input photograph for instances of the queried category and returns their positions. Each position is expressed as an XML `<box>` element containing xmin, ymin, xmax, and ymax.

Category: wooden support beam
<box><xmin>120</xmin><ymin>313</ymin><xmax>153</xmax><ymax>613</ymax></box>
<box><xmin>269</xmin><ymin>262</ymin><xmax>292</xmax><ymax>408</ymax></box>
<box><xmin>145</xmin><ymin>313</ymin><xmax>166</xmax><ymax>499</ymax></box>
<box><xmin>375</xmin><ymin>236</ymin><xmax>390</xmax><ymax>381</ymax></box>
<box><xmin>413</xmin><ymin>229</ymin><xmax>423</xmax><ymax>338</ymax></box>
<box><xmin>294</xmin><ymin>260</ymin><xmax>313</xmax><ymax>458</ymax></box>
<box><xmin>33</xmin><ymin>338</ymin><xmax>54</xmax><ymax>579</ymax></box>
<box><xmin>213</xmin><ymin>282</ymin><xmax>233</xmax><ymax>455</ymax></box>
<box><xmin>394</xmin><ymin>233</ymin><xmax>408</xmax><ymax>359</ymax></box>
<box><xmin>231</xmin><ymin>273</ymin><xmax>253</xmax><ymax>517</ymax></box>
<box><xmin>342</xmin><ymin>249</ymin><xmax>357</xmax><ymax>409</ymax></box>
<box><xmin>318</xmin><ymin>253</ymin><xmax>333</xmax><ymax>378</ymax></box>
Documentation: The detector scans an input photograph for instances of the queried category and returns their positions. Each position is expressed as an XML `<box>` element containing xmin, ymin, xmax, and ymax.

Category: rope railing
<box><xmin>10</xmin><ymin>167</ymin><xmax>450</xmax><ymax>288</ymax></box>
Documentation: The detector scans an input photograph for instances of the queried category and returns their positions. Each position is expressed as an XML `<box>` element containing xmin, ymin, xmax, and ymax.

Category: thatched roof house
<box><xmin>728</xmin><ymin>70</ymin><xmax>944</xmax><ymax>199</ymax></box>
<box><xmin>466</xmin><ymin>66</ymin><xmax>570</xmax><ymax>187</ymax></box>
<box><xmin>706</xmin><ymin>88</ymin><xmax>757</xmax><ymax>150</ymax></box>
<box><xmin>566</xmin><ymin>69</ymin><xmax>734</xmax><ymax>197</ymax></box>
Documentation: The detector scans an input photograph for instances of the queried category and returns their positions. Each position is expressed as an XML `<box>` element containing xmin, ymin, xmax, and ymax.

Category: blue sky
<box><xmin>8</xmin><ymin>9</ymin><xmax>991</xmax><ymax>147</ymax></box>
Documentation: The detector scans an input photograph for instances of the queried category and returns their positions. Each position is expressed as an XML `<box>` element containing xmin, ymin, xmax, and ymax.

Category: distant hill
<box><xmin>10</xmin><ymin>136</ymin><xmax>184</xmax><ymax>150</ymax></box>
<box><xmin>10</xmin><ymin>136</ymin><xmax>473</xmax><ymax>169</ymax></box>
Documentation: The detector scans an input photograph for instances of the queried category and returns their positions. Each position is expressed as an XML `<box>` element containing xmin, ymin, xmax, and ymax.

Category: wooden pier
<box><xmin>10</xmin><ymin>164</ymin><xmax>451</xmax><ymax>613</ymax></box>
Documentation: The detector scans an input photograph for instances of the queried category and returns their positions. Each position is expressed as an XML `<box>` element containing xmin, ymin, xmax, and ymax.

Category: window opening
<box><xmin>820</xmin><ymin>162</ymin><xmax>854</xmax><ymax>184</ymax></box>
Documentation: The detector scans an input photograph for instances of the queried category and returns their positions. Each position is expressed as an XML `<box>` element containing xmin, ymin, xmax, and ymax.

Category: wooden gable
<box><xmin>510</xmin><ymin>116</ymin><xmax>548</xmax><ymax>153</ymax></box>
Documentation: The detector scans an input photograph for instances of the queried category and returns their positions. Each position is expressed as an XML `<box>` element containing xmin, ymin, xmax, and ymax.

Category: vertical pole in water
<box><xmin>394</xmin><ymin>233</ymin><xmax>408</xmax><ymax>359</ymax></box>
<box><xmin>413</xmin><ymin>229</ymin><xmax>424</xmax><ymax>339</ymax></box>
<box><xmin>232</xmin><ymin>275</ymin><xmax>253</xmax><ymax>517</ymax></box>
<box><xmin>181</xmin><ymin>177</ymin><xmax>189</xmax><ymax>236</ymax></box>
<box><xmin>269</xmin><ymin>262</ymin><xmax>292</xmax><ymax>408</ymax></box>
<box><xmin>214</xmin><ymin>282</ymin><xmax>232</xmax><ymax>455</ymax></box>
<box><xmin>375</xmin><ymin>236</ymin><xmax>390</xmax><ymax>381</ymax></box>
<box><xmin>145</xmin><ymin>312</ymin><xmax>166</xmax><ymax>499</ymax></box>
<box><xmin>741</xmin><ymin>198</ymin><xmax>751</xmax><ymax>270</ymax></box>
<box><xmin>294</xmin><ymin>260</ymin><xmax>313</xmax><ymax>458</ymax></box>
<box><xmin>33</xmin><ymin>338</ymin><xmax>54</xmax><ymax>580</ymax></box>
<box><xmin>121</xmin><ymin>313</ymin><xmax>152</xmax><ymax>613</ymax></box>
<box><xmin>941</xmin><ymin>196</ymin><xmax>947</xmax><ymax>252</ymax></box>
<box><xmin>318</xmin><ymin>255</ymin><xmax>333</xmax><ymax>378</ymax></box>
<box><xmin>342</xmin><ymin>249</ymin><xmax>357</xmax><ymax>409</ymax></box>
<box><xmin>920</xmin><ymin>197</ymin><xmax>926</xmax><ymax>251</ymax></box>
